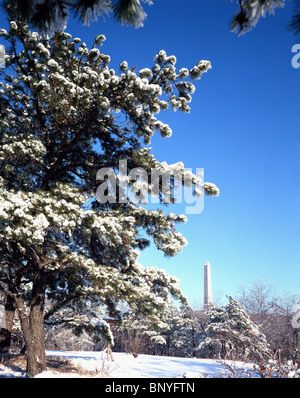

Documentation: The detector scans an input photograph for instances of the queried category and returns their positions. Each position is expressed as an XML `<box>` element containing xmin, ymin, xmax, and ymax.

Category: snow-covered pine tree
<box><xmin>230</xmin><ymin>0</ymin><xmax>285</xmax><ymax>36</ymax></box>
<box><xmin>2</xmin><ymin>0</ymin><xmax>154</xmax><ymax>37</ymax></box>
<box><xmin>116</xmin><ymin>310</ymin><xmax>168</xmax><ymax>357</ymax></box>
<box><xmin>117</xmin><ymin>302</ymin><xmax>201</xmax><ymax>357</ymax></box>
<box><xmin>0</xmin><ymin>22</ymin><xmax>219</xmax><ymax>376</ymax></box>
<box><xmin>175</xmin><ymin>305</ymin><xmax>201</xmax><ymax>358</ymax></box>
<box><xmin>157</xmin><ymin>303</ymin><xmax>201</xmax><ymax>357</ymax></box>
<box><xmin>198</xmin><ymin>296</ymin><xmax>270</xmax><ymax>360</ymax></box>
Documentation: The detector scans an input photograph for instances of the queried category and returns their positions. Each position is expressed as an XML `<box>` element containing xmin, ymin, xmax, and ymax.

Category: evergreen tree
<box><xmin>230</xmin><ymin>0</ymin><xmax>285</xmax><ymax>36</ymax></box>
<box><xmin>3</xmin><ymin>1</ymin><xmax>299</xmax><ymax>39</ymax></box>
<box><xmin>1</xmin><ymin>0</ymin><xmax>153</xmax><ymax>37</ymax></box>
<box><xmin>177</xmin><ymin>305</ymin><xmax>201</xmax><ymax>357</ymax></box>
<box><xmin>289</xmin><ymin>0</ymin><xmax>300</xmax><ymax>36</ymax></box>
<box><xmin>117</xmin><ymin>302</ymin><xmax>201</xmax><ymax>358</ymax></box>
<box><xmin>0</xmin><ymin>22</ymin><xmax>218</xmax><ymax>376</ymax></box>
<box><xmin>229</xmin><ymin>0</ymin><xmax>300</xmax><ymax>36</ymax></box>
<box><xmin>116</xmin><ymin>310</ymin><xmax>168</xmax><ymax>356</ymax></box>
<box><xmin>198</xmin><ymin>296</ymin><xmax>270</xmax><ymax>360</ymax></box>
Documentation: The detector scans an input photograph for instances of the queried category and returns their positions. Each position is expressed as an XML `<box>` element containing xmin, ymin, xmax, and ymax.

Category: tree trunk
<box><xmin>0</xmin><ymin>294</ymin><xmax>16</xmax><ymax>354</ymax></box>
<box><xmin>16</xmin><ymin>271</ymin><xmax>47</xmax><ymax>377</ymax></box>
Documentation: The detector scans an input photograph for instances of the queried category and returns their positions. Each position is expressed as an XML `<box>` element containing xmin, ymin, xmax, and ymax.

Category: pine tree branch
<box><xmin>41</xmin><ymin>106</ymin><xmax>99</xmax><ymax>189</ymax></box>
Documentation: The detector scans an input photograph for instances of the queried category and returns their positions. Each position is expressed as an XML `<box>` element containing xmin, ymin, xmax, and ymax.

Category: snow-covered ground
<box><xmin>0</xmin><ymin>350</ymin><xmax>255</xmax><ymax>378</ymax></box>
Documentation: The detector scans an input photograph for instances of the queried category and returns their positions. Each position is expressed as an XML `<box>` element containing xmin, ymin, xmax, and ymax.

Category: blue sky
<box><xmin>1</xmin><ymin>1</ymin><xmax>299</xmax><ymax>306</ymax></box>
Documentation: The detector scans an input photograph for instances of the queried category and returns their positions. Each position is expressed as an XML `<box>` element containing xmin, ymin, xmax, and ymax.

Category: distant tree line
<box><xmin>42</xmin><ymin>279</ymin><xmax>300</xmax><ymax>364</ymax></box>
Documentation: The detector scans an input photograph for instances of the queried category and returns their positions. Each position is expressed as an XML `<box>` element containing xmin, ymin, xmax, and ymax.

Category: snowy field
<box><xmin>0</xmin><ymin>350</ymin><xmax>255</xmax><ymax>378</ymax></box>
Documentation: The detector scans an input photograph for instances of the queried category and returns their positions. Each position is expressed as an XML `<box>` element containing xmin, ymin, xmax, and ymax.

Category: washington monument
<box><xmin>204</xmin><ymin>260</ymin><xmax>213</xmax><ymax>310</ymax></box>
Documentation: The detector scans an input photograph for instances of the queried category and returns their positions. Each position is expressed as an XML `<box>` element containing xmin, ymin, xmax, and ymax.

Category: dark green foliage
<box><xmin>1</xmin><ymin>0</ymin><xmax>152</xmax><ymax>36</ymax></box>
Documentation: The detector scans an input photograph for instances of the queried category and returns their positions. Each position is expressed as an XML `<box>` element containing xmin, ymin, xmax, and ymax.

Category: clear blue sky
<box><xmin>1</xmin><ymin>1</ymin><xmax>299</xmax><ymax>305</ymax></box>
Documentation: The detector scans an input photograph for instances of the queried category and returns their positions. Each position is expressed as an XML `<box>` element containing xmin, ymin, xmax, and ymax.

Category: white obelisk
<box><xmin>204</xmin><ymin>260</ymin><xmax>213</xmax><ymax>310</ymax></box>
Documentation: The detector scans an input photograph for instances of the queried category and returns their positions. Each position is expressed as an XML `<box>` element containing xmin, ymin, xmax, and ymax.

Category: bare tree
<box><xmin>272</xmin><ymin>293</ymin><xmax>300</xmax><ymax>360</ymax></box>
<box><xmin>237</xmin><ymin>278</ymin><xmax>274</xmax><ymax>318</ymax></box>
<box><xmin>237</xmin><ymin>279</ymin><xmax>300</xmax><ymax>360</ymax></box>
